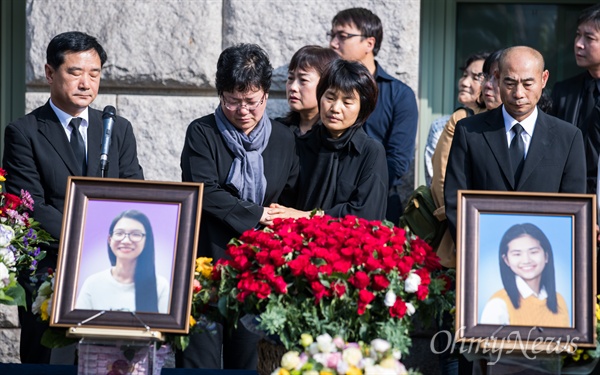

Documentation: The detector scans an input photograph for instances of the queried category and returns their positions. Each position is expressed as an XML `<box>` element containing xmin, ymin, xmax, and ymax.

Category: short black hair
<box><xmin>215</xmin><ymin>43</ymin><xmax>273</xmax><ymax>95</ymax></box>
<box><xmin>332</xmin><ymin>8</ymin><xmax>383</xmax><ymax>56</ymax></box>
<box><xmin>482</xmin><ymin>49</ymin><xmax>504</xmax><ymax>76</ymax></box>
<box><xmin>46</xmin><ymin>31</ymin><xmax>107</xmax><ymax>69</ymax></box>
<box><xmin>283</xmin><ymin>46</ymin><xmax>340</xmax><ymax>125</ymax></box>
<box><xmin>577</xmin><ymin>3</ymin><xmax>600</xmax><ymax>30</ymax></box>
<box><xmin>288</xmin><ymin>45</ymin><xmax>340</xmax><ymax>77</ymax></box>
<box><xmin>317</xmin><ymin>59</ymin><xmax>378</xmax><ymax>128</ymax></box>
<box><xmin>459</xmin><ymin>51</ymin><xmax>490</xmax><ymax>72</ymax></box>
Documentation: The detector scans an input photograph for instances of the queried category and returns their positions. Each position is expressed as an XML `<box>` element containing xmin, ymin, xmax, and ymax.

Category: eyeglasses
<box><xmin>327</xmin><ymin>31</ymin><xmax>366</xmax><ymax>42</ymax></box>
<box><xmin>111</xmin><ymin>231</ymin><xmax>146</xmax><ymax>242</ymax></box>
<box><xmin>221</xmin><ymin>93</ymin><xmax>266</xmax><ymax>112</ymax></box>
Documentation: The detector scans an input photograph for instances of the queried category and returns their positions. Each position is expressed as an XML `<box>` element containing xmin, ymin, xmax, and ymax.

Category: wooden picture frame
<box><xmin>50</xmin><ymin>177</ymin><xmax>203</xmax><ymax>334</ymax></box>
<box><xmin>456</xmin><ymin>190</ymin><xmax>597</xmax><ymax>352</ymax></box>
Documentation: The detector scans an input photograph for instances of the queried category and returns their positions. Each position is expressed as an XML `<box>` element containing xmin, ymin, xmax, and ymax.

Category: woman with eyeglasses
<box><xmin>429</xmin><ymin>51</ymin><xmax>490</xmax><ymax>268</ymax></box>
<box><xmin>179</xmin><ymin>43</ymin><xmax>298</xmax><ymax>370</ymax></box>
<box><xmin>278</xmin><ymin>45</ymin><xmax>339</xmax><ymax>136</ymax></box>
<box><xmin>272</xmin><ymin>59</ymin><xmax>388</xmax><ymax>220</ymax></box>
<box><xmin>75</xmin><ymin>210</ymin><xmax>168</xmax><ymax>313</ymax></box>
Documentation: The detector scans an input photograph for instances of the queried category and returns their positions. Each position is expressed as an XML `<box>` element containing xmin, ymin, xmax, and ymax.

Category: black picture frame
<box><xmin>456</xmin><ymin>190</ymin><xmax>597</xmax><ymax>352</ymax></box>
<box><xmin>50</xmin><ymin>177</ymin><xmax>203</xmax><ymax>334</ymax></box>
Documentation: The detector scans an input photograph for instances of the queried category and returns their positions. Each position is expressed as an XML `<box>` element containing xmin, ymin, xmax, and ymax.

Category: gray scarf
<box><xmin>214</xmin><ymin>105</ymin><xmax>272</xmax><ymax>205</ymax></box>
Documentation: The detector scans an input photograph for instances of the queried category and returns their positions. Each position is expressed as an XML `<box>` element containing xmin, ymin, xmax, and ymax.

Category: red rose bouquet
<box><xmin>214</xmin><ymin>214</ymin><xmax>454</xmax><ymax>353</ymax></box>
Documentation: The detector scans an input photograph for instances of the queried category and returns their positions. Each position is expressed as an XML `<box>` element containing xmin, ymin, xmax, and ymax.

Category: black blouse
<box><xmin>290</xmin><ymin>124</ymin><xmax>389</xmax><ymax>221</ymax></box>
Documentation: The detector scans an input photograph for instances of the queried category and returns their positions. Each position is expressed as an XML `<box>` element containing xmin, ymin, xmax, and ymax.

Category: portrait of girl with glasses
<box><xmin>75</xmin><ymin>209</ymin><xmax>169</xmax><ymax>313</ymax></box>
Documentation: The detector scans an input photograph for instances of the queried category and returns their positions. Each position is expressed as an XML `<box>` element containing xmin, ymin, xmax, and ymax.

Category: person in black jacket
<box><xmin>274</xmin><ymin>59</ymin><xmax>388</xmax><ymax>221</ymax></box>
<box><xmin>2</xmin><ymin>31</ymin><xmax>144</xmax><ymax>364</ymax></box>
<box><xmin>551</xmin><ymin>3</ymin><xmax>600</xmax><ymax>194</ymax></box>
<box><xmin>179</xmin><ymin>43</ymin><xmax>298</xmax><ymax>370</ymax></box>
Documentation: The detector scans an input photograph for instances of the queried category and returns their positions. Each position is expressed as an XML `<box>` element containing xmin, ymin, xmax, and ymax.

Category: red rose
<box><xmin>389</xmin><ymin>299</ymin><xmax>407</xmax><ymax>318</ymax></box>
<box><xmin>271</xmin><ymin>276</ymin><xmax>288</xmax><ymax>294</ymax></box>
<box><xmin>349</xmin><ymin>271</ymin><xmax>370</xmax><ymax>290</ymax></box>
<box><xmin>2</xmin><ymin>193</ymin><xmax>21</xmax><ymax>210</ymax></box>
<box><xmin>332</xmin><ymin>282</ymin><xmax>346</xmax><ymax>297</ymax></box>
<box><xmin>288</xmin><ymin>255</ymin><xmax>309</xmax><ymax>276</ymax></box>
<box><xmin>303</xmin><ymin>263</ymin><xmax>319</xmax><ymax>281</ymax></box>
<box><xmin>357</xmin><ymin>289</ymin><xmax>375</xmax><ymax>315</ymax></box>
<box><xmin>416</xmin><ymin>284</ymin><xmax>429</xmax><ymax>301</ymax></box>
<box><xmin>371</xmin><ymin>274</ymin><xmax>390</xmax><ymax>291</ymax></box>
<box><xmin>332</xmin><ymin>260</ymin><xmax>352</xmax><ymax>274</ymax></box>
<box><xmin>310</xmin><ymin>281</ymin><xmax>330</xmax><ymax>302</ymax></box>
<box><xmin>365</xmin><ymin>256</ymin><xmax>383</xmax><ymax>272</ymax></box>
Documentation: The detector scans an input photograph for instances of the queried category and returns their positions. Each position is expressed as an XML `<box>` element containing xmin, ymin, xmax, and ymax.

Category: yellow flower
<box><xmin>300</xmin><ymin>333</ymin><xmax>313</xmax><ymax>347</ymax></box>
<box><xmin>189</xmin><ymin>315</ymin><xmax>197</xmax><ymax>327</ymax></box>
<box><xmin>346</xmin><ymin>366</ymin><xmax>362</xmax><ymax>375</ymax></box>
<box><xmin>0</xmin><ymin>175</ymin><xmax>5</xmax><ymax>182</ymax></box>
<box><xmin>275</xmin><ymin>370</ymin><xmax>290</xmax><ymax>375</ymax></box>
<box><xmin>573</xmin><ymin>349</ymin><xmax>583</xmax><ymax>361</ymax></box>
<box><xmin>40</xmin><ymin>299</ymin><xmax>50</xmax><ymax>321</ymax></box>
<box><xmin>320</xmin><ymin>371</ymin><xmax>335</xmax><ymax>375</ymax></box>
<box><xmin>196</xmin><ymin>257</ymin><xmax>213</xmax><ymax>279</ymax></box>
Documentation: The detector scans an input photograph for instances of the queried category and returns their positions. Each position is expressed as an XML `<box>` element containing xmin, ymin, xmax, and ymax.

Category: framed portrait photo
<box><xmin>50</xmin><ymin>177</ymin><xmax>203</xmax><ymax>334</ymax></box>
<box><xmin>455</xmin><ymin>190</ymin><xmax>597</xmax><ymax>352</ymax></box>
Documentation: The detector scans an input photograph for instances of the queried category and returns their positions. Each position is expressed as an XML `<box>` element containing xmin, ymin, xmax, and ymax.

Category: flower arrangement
<box><xmin>0</xmin><ymin>168</ymin><xmax>51</xmax><ymax>306</ymax></box>
<box><xmin>213</xmin><ymin>214</ymin><xmax>454</xmax><ymax>354</ymax></box>
<box><xmin>271</xmin><ymin>334</ymin><xmax>421</xmax><ymax>375</ymax></box>
<box><xmin>168</xmin><ymin>256</ymin><xmax>220</xmax><ymax>350</ymax></box>
<box><xmin>560</xmin><ymin>295</ymin><xmax>600</xmax><ymax>371</ymax></box>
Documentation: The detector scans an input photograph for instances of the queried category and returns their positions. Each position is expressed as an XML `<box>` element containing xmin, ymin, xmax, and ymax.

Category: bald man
<box><xmin>444</xmin><ymin>46</ymin><xmax>586</xmax><ymax>238</ymax></box>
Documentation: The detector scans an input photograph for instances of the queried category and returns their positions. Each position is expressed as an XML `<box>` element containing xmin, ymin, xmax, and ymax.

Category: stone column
<box><xmin>0</xmin><ymin>304</ymin><xmax>21</xmax><ymax>363</ymax></box>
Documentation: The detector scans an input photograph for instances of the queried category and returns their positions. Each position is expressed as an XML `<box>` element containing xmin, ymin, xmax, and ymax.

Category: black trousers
<box><xmin>176</xmin><ymin>320</ymin><xmax>260</xmax><ymax>369</ymax></box>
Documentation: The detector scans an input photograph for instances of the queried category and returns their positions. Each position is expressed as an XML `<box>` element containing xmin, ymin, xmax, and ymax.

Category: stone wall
<box><xmin>24</xmin><ymin>0</ymin><xmax>420</xmax><ymax>182</ymax></box>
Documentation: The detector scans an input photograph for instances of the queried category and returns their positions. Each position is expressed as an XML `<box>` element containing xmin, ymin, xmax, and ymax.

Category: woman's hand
<box><xmin>269</xmin><ymin>203</ymin><xmax>311</xmax><ymax>219</ymax></box>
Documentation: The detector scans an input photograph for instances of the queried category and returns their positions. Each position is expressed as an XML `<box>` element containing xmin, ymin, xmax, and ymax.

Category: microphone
<box><xmin>100</xmin><ymin>105</ymin><xmax>116</xmax><ymax>177</ymax></box>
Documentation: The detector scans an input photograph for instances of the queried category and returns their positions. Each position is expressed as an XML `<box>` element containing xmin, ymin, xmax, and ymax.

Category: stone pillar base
<box><xmin>0</xmin><ymin>304</ymin><xmax>21</xmax><ymax>363</ymax></box>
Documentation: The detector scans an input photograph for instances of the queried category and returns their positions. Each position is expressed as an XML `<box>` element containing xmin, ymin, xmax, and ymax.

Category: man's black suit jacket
<box><xmin>2</xmin><ymin>101</ymin><xmax>144</xmax><ymax>260</ymax></box>
<box><xmin>551</xmin><ymin>71</ymin><xmax>600</xmax><ymax>194</ymax></box>
<box><xmin>444</xmin><ymin>106</ymin><xmax>586</xmax><ymax>238</ymax></box>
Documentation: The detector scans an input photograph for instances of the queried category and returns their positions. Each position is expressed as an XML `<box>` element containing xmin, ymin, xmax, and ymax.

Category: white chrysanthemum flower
<box><xmin>404</xmin><ymin>272</ymin><xmax>422</xmax><ymax>293</ymax></box>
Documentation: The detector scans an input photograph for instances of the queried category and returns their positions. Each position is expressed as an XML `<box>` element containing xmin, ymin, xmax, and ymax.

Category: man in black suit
<box><xmin>2</xmin><ymin>31</ymin><xmax>144</xmax><ymax>363</ymax></box>
<box><xmin>551</xmin><ymin>3</ymin><xmax>600</xmax><ymax>195</ymax></box>
<box><xmin>445</xmin><ymin>46</ymin><xmax>586</xmax><ymax>240</ymax></box>
<box><xmin>444</xmin><ymin>45</ymin><xmax>585</xmax><ymax>375</ymax></box>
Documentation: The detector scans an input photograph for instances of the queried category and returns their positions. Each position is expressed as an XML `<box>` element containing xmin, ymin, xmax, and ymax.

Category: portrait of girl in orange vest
<box><xmin>480</xmin><ymin>223</ymin><xmax>570</xmax><ymax>327</ymax></box>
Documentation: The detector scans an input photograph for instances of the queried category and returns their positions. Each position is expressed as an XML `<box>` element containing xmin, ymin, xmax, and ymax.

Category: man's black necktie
<box><xmin>69</xmin><ymin>117</ymin><xmax>87</xmax><ymax>175</ymax></box>
<box><xmin>510</xmin><ymin>123</ymin><xmax>525</xmax><ymax>184</ymax></box>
